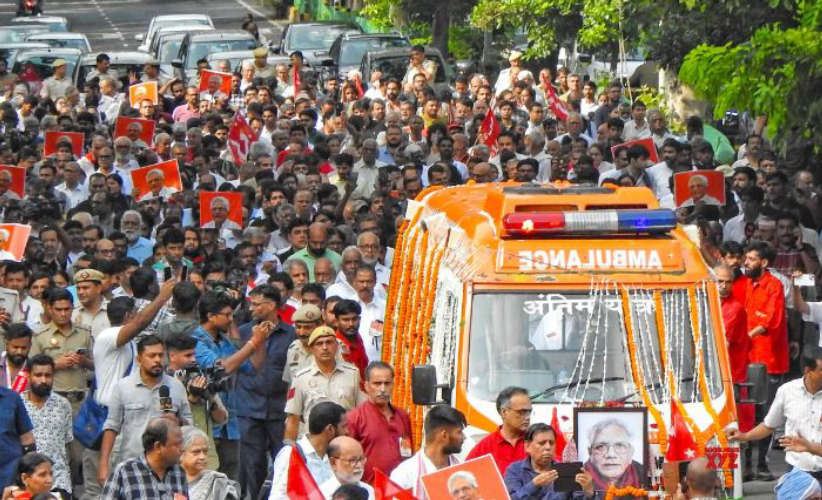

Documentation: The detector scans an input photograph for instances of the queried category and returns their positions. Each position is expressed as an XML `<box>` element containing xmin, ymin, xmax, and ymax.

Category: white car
<box><xmin>25</xmin><ymin>32</ymin><xmax>91</xmax><ymax>53</ymax></box>
<box><xmin>136</xmin><ymin>14</ymin><xmax>214</xmax><ymax>52</ymax></box>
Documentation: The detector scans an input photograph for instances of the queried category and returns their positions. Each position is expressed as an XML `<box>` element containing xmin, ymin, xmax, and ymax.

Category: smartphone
<box><xmin>796</xmin><ymin>274</ymin><xmax>816</xmax><ymax>287</ymax></box>
<box><xmin>163</xmin><ymin>267</ymin><xmax>173</xmax><ymax>282</ymax></box>
<box><xmin>76</xmin><ymin>348</ymin><xmax>89</xmax><ymax>356</ymax></box>
<box><xmin>181</xmin><ymin>265</ymin><xmax>189</xmax><ymax>281</ymax></box>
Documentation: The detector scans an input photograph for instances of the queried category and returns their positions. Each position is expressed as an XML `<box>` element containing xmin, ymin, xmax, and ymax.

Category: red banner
<box><xmin>0</xmin><ymin>165</ymin><xmax>26</xmax><ymax>199</ymax></box>
<box><xmin>44</xmin><ymin>131</ymin><xmax>84</xmax><ymax>157</ymax></box>
<box><xmin>227</xmin><ymin>114</ymin><xmax>258</xmax><ymax>166</ymax></box>
<box><xmin>542</xmin><ymin>74</ymin><xmax>569</xmax><ymax>122</ymax></box>
<box><xmin>611</xmin><ymin>137</ymin><xmax>659</xmax><ymax>164</ymax></box>
<box><xmin>374</xmin><ymin>469</ymin><xmax>417</xmax><ymax>500</ymax></box>
<box><xmin>114</xmin><ymin>116</ymin><xmax>156</xmax><ymax>146</ymax></box>
<box><xmin>286</xmin><ymin>446</ymin><xmax>324</xmax><ymax>500</ymax></box>
<box><xmin>478</xmin><ymin>108</ymin><xmax>501</xmax><ymax>156</ymax></box>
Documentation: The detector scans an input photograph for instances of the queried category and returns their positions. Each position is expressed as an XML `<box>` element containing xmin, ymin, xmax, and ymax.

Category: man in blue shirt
<box><xmin>121</xmin><ymin>210</ymin><xmax>153</xmax><ymax>265</ymax></box>
<box><xmin>0</xmin><ymin>385</ymin><xmax>35</xmax><ymax>489</ymax></box>
<box><xmin>192</xmin><ymin>291</ymin><xmax>273</xmax><ymax>482</ymax></box>
<box><xmin>235</xmin><ymin>285</ymin><xmax>295</xmax><ymax>497</ymax></box>
<box><xmin>505</xmin><ymin>423</ymin><xmax>597</xmax><ymax>500</ymax></box>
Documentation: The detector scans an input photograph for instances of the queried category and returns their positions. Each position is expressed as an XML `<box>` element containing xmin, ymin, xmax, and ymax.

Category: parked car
<box><xmin>360</xmin><ymin>47</ymin><xmax>454</xmax><ymax>96</ymax></box>
<box><xmin>277</xmin><ymin>21</ymin><xmax>361</xmax><ymax>66</ymax></box>
<box><xmin>9</xmin><ymin>16</ymin><xmax>69</xmax><ymax>32</ymax></box>
<box><xmin>146</xmin><ymin>24</ymin><xmax>215</xmax><ymax>58</ymax></box>
<box><xmin>0</xmin><ymin>41</ymin><xmax>49</xmax><ymax>68</ymax></box>
<box><xmin>171</xmin><ymin>30</ymin><xmax>259</xmax><ymax>81</ymax></box>
<box><xmin>326</xmin><ymin>32</ymin><xmax>409</xmax><ymax>80</ymax></box>
<box><xmin>75</xmin><ymin>51</ymin><xmax>155</xmax><ymax>92</ymax></box>
<box><xmin>206</xmin><ymin>50</ymin><xmax>292</xmax><ymax>74</ymax></box>
<box><xmin>25</xmin><ymin>32</ymin><xmax>91</xmax><ymax>53</ymax></box>
<box><xmin>136</xmin><ymin>14</ymin><xmax>214</xmax><ymax>51</ymax></box>
<box><xmin>12</xmin><ymin>47</ymin><xmax>82</xmax><ymax>93</ymax></box>
<box><xmin>0</xmin><ymin>25</ymin><xmax>50</xmax><ymax>44</ymax></box>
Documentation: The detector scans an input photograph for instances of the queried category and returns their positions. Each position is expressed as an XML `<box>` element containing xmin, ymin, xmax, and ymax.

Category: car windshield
<box><xmin>339</xmin><ymin>37</ymin><xmax>408</xmax><ymax>66</ymax></box>
<box><xmin>159</xmin><ymin>39</ymin><xmax>183</xmax><ymax>63</ymax></box>
<box><xmin>467</xmin><ymin>286</ymin><xmax>724</xmax><ymax>404</ymax></box>
<box><xmin>35</xmin><ymin>38</ymin><xmax>87</xmax><ymax>51</ymax></box>
<box><xmin>290</xmin><ymin>25</ymin><xmax>356</xmax><ymax>51</ymax></box>
<box><xmin>187</xmin><ymin>40</ymin><xmax>256</xmax><ymax>68</ymax></box>
<box><xmin>0</xmin><ymin>27</ymin><xmax>50</xmax><ymax>43</ymax></box>
<box><xmin>13</xmin><ymin>54</ymin><xmax>78</xmax><ymax>80</ymax></box>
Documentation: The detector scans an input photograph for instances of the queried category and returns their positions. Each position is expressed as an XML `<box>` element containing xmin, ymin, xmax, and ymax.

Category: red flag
<box><xmin>293</xmin><ymin>66</ymin><xmax>301</xmax><ymax>94</ymax></box>
<box><xmin>666</xmin><ymin>399</ymin><xmax>699</xmax><ymax>462</ymax></box>
<box><xmin>286</xmin><ymin>446</ymin><xmax>325</xmax><ymax>500</ymax></box>
<box><xmin>551</xmin><ymin>407</ymin><xmax>567</xmax><ymax>461</ymax></box>
<box><xmin>353</xmin><ymin>74</ymin><xmax>364</xmax><ymax>99</ymax></box>
<box><xmin>227</xmin><ymin>114</ymin><xmax>258</xmax><ymax>166</ymax></box>
<box><xmin>478</xmin><ymin>108</ymin><xmax>501</xmax><ymax>156</ymax></box>
<box><xmin>373</xmin><ymin>469</ymin><xmax>417</xmax><ymax>500</ymax></box>
<box><xmin>541</xmin><ymin>74</ymin><xmax>569</xmax><ymax>122</ymax></box>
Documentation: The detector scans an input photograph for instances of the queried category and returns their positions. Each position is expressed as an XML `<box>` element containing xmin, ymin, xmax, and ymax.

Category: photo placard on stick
<box><xmin>0</xmin><ymin>165</ymin><xmax>26</xmax><ymax>200</ymax></box>
<box><xmin>114</xmin><ymin>116</ymin><xmax>156</xmax><ymax>147</ymax></box>
<box><xmin>574</xmin><ymin>407</ymin><xmax>649</xmax><ymax>489</ymax></box>
<box><xmin>131</xmin><ymin>160</ymin><xmax>182</xmax><ymax>202</ymax></box>
<box><xmin>198</xmin><ymin>70</ymin><xmax>232</xmax><ymax>101</ymax></box>
<box><xmin>611</xmin><ymin>137</ymin><xmax>659</xmax><ymax>164</ymax></box>
<box><xmin>129</xmin><ymin>81</ymin><xmax>159</xmax><ymax>108</ymax></box>
<box><xmin>421</xmin><ymin>455</ymin><xmax>511</xmax><ymax>500</ymax></box>
<box><xmin>43</xmin><ymin>131</ymin><xmax>84</xmax><ymax>157</ymax></box>
<box><xmin>0</xmin><ymin>224</ymin><xmax>31</xmax><ymax>261</ymax></box>
<box><xmin>199</xmin><ymin>191</ymin><xmax>243</xmax><ymax>231</ymax></box>
<box><xmin>674</xmin><ymin>170</ymin><xmax>726</xmax><ymax>208</ymax></box>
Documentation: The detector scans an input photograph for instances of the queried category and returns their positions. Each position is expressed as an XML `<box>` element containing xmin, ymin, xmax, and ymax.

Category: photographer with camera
<box><xmin>192</xmin><ymin>292</ymin><xmax>275</xmax><ymax>482</ymax></box>
<box><xmin>166</xmin><ymin>332</ymin><xmax>228</xmax><ymax>470</ymax></box>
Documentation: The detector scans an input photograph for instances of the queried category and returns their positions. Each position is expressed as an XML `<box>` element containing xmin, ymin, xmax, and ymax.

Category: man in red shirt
<box><xmin>465</xmin><ymin>386</ymin><xmax>529</xmax><ymax>475</ymax></box>
<box><xmin>333</xmin><ymin>299</ymin><xmax>368</xmax><ymax>381</ymax></box>
<box><xmin>741</xmin><ymin>241</ymin><xmax>789</xmax><ymax>480</ymax></box>
<box><xmin>346</xmin><ymin>361</ymin><xmax>412</xmax><ymax>483</ymax></box>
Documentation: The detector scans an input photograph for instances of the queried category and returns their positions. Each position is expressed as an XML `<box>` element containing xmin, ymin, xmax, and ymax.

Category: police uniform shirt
<box><xmin>284</xmin><ymin>358</ymin><xmax>365</xmax><ymax>423</ymax></box>
<box><xmin>72</xmin><ymin>300</ymin><xmax>111</xmax><ymax>339</ymax></box>
<box><xmin>30</xmin><ymin>322</ymin><xmax>92</xmax><ymax>393</ymax></box>
<box><xmin>282</xmin><ymin>340</ymin><xmax>312</xmax><ymax>384</ymax></box>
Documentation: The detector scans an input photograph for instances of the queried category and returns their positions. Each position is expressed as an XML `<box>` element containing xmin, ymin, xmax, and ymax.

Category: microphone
<box><xmin>158</xmin><ymin>385</ymin><xmax>173</xmax><ymax>413</ymax></box>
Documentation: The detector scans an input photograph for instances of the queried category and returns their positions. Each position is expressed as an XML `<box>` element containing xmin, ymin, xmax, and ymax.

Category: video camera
<box><xmin>178</xmin><ymin>363</ymin><xmax>232</xmax><ymax>398</ymax></box>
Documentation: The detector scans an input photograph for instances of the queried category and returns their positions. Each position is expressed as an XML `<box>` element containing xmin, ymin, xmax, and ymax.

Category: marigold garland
<box><xmin>382</xmin><ymin>219</ymin><xmax>409</xmax><ymax>362</ymax></box>
<box><xmin>392</xmin><ymin>227</ymin><xmax>420</xmax><ymax>407</ymax></box>
<box><xmin>603</xmin><ymin>485</ymin><xmax>648</xmax><ymax>500</ymax></box>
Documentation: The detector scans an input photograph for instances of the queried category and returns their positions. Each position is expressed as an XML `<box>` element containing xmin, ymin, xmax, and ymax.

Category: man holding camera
<box><xmin>192</xmin><ymin>291</ymin><xmax>275</xmax><ymax>481</ymax></box>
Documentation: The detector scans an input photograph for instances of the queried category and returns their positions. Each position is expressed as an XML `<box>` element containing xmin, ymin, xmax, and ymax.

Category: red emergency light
<box><xmin>502</xmin><ymin>209</ymin><xmax>676</xmax><ymax>236</ymax></box>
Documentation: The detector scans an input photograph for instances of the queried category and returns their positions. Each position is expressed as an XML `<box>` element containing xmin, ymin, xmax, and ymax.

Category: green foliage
<box><xmin>678</xmin><ymin>0</ymin><xmax>822</xmax><ymax>151</ymax></box>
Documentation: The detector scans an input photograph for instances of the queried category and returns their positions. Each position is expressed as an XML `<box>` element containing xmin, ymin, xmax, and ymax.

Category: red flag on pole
<box><xmin>374</xmin><ymin>469</ymin><xmax>418</xmax><ymax>500</ymax></box>
<box><xmin>353</xmin><ymin>74</ymin><xmax>364</xmax><ymax>99</ymax></box>
<box><xmin>541</xmin><ymin>74</ymin><xmax>569</xmax><ymax>122</ymax></box>
<box><xmin>286</xmin><ymin>446</ymin><xmax>325</xmax><ymax>500</ymax></box>
<box><xmin>666</xmin><ymin>399</ymin><xmax>699</xmax><ymax>462</ymax></box>
<box><xmin>293</xmin><ymin>66</ymin><xmax>301</xmax><ymax>94</ymax></box>
<box><xmin>227</xmin><ymin>114</ymin><xmax>258</xmax><ymax>166</ymax></box>
<box><xmin>551</xmin><ymin>407</ymin><xmax>567</xmax><ymax>461</ymax></box>
<box><xmin>478</xmin><ymin>108</ymin><xmax>501</xmax><ymax>156</ymax></box>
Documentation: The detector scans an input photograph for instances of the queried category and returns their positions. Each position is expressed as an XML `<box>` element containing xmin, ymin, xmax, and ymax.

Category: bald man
<box><xmin>677</xmin><ymin>457</ymin><xmax>717</xmax><ymax>499</ymax></box>
<box><xmin>314</xmin><ymin>258</ymin><xmax>336</xmax><ymax>287</ymax></box>
<box><xmin>292</xmin><ymin>223</ymin><xmax>342</xmax><ymax>281</ymax></box>
<box><xmin>469</xmin><ymin>162</ymin><xmax>497</xmax><ymax>183</ymax></box>
<box><xmin>320</xmin><ymin>436</ymin><xmax>375</xmax><ymax>500</ymax></box>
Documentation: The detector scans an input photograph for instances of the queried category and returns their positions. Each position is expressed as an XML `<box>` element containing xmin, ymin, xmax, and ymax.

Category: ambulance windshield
<box><xmin>467</xmin><ymin>287</ymin><xmax>724</xmax><ymax>404</ymax></box>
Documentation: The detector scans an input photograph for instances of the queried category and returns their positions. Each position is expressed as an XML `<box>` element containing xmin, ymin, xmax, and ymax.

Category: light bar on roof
<box><xmin>502</xmin><ymin>209</ymin><xmax>676</xmax><ymax>236</ymax></box>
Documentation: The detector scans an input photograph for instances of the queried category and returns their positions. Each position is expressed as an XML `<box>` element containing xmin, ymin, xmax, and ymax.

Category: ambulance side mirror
<box><xmin>735</xmin><ymin>363</ymin><xmax>767</xmax><ymax>406</ymax></box>
<box><xmin>412</xmin><ymin>365</ymin><xmax>451</xmax><ymax>405</ymax></box>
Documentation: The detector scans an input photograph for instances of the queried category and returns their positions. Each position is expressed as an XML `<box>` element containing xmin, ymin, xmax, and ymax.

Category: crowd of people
<box><xmin>0</xmin><ymin>8</ymin><xmax>820</xmax><ymax>499</ymax></box>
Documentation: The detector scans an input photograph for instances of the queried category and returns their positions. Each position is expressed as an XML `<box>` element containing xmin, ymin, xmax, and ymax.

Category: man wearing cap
<box><xmin>494</xmin><ymin>50</ymin><xmax>523</xmax><ymax>96</ymax></box>
<box><xmin>72</xmin><ymin>268</ymin><xmax>111</xmax><ymax>339</ymax></box>
<box><xmin>40</xmin><ymin>59</ymin><xmax>72</xmax><ymax>99</ymax></box>
<box><xmin>284</xmin><ymin>304</ymin><xmax>324</xmax><ymax>384</ymax></box>
<box><xmin>236</xmin><ymin>285</ymin><xmax>296</xmax><ymax>496</ymax></box>
<box><xmin>252</xmin><ymin>47</ymin><xmax>276</xmax><ymax>79</ymax></box>
<box><xmin>283</xmin><ymin>325</ymin><xmax>365</xmax><ymax>441</ymax></box>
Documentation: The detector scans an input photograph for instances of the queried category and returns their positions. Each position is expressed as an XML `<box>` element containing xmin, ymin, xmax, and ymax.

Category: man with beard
<box><xmin>332</xmin><ymin>299</ymin><xmax>369</xmax><ymax>381</ymax></box>
<box><xmin>1</xmin><ymin>323</ymin><xmax>33</xmax><ymax>392</ymax></box>
<box><xmin>391</xmin><ymin>405</ymin><xmax>466</xmax><ymax>499</ymax></box>
<box><xmin>22</xmin><ymin>354</ymin><xmax>74</xmax><ymax>492</ymax></box>
<box><xmin>98</xmin><ymin>335</ymin><xmax>192</xmax><ymax>483</ymax></box>
<box><xmin>120</xmin><ymin>210</ymin><xmax>152</xmax><ymax>265</ymax></box>
<box><xmin>356</xmin><ymin>232</ymin><xmax>389</xmax><ymax>286</ymax></box>
<box><xmin>347</xmin><ymin>362</ymin><xmax>411</xmax><ymax>483</ymax></box>
<box><xmin>646</xmin><ymin>138</ymin><xmax>684</xmax><ymax>208</ymax></box>
<box><xmin>739</xmin><ymin>241</ymin><xmax>789</xmax><ymax>480</ymax></box>
<box><xmin>327</xmin><ymin>247</ymin><xmax>365</xmax><ymax>302</ymax></box>
<box><xmin>183</xmin><ymin>227</ymin><xmax>205</xmax><ymax>265</ymax></box>
<box><xmin>151</xmin><ymin>228</ymin><xmax>192</xmax><ymax>277</ymax></box>
<box><xmin>192</xmin><ymin>292</ymin><xmax>274</xmax><ymax>481</ymax></box>
<box><xmin>321</xmin><ymin>436</ymin><xmax>375</xmax><ymax>499</ymax></box>
<box><xmin>292</xmin><ymin>223</ymin><xmax>343</xmax><ymax>282</ymax></box>
<box><xmin>236</xmin><ymin>285</ymin><xmax>295</xmax><ymax>496</ymax></box>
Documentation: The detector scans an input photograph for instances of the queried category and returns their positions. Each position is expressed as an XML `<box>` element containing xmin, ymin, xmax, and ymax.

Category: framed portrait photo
<box><xmin>574</xmin><ymin>407</ymin><xmax>649</xmax><ymax>490</ymax></box>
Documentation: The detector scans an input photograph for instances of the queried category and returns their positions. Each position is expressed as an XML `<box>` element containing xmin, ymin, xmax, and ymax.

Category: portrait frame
<box><xmin>421</xmin><ymin>454</ymin><xmax>511</xmax><ymax>500</ymax></box>
<box><xmin>130</xmin><ymin>160</ymin><xmax>182</xmax><ymax>202</ymax></box>
<box><xmin>573</xmin><ymin>406</ymin><xmax>649</xmax><ymax>489</ymax></box>
<box><xmin>673</xmin><ymin>170</ymin><xmax>726</xmax><ymax>208</ymax></box>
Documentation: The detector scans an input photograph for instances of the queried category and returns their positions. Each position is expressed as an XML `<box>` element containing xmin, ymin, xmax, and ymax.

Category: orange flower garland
<box><xmin>381</xmin><ymin>219</ymin><xmax>409</xmax><ymax>361</ymax></box>
<box><xmin>603</xmin><ymin>485</ymin><xmax>648</xmax><ymax>500</ymax></box>
<box><xmin>392</xmin><ymin>227</ymin><xmax>420</xmax><ymax>407</ymax></box>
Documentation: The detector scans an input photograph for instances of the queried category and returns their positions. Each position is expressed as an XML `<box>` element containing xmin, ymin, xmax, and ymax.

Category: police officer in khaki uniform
<box><xmin>251</xmin><ymin>47</ymin><xmax>276</xmax><ymax>80</ymax></box>
<box><xmin>72</xmin><ymin>269</ymin><xmax>110</xmax><ymax>338</ymax></box>
<box><xmin>283</xmin><ymin>326</ymin><xmax>364</xmax><ymax>441</ymax></box>
<box><xmin>283</xmin><ymin>304</ymin><xmax>324</xmax><ymax>383</ymax></box>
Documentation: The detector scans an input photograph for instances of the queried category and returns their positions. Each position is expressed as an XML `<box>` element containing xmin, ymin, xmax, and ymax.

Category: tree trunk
<box><xmin>431</xmin><ymin>1</ymin><xmax>450</xmax><ymax>56</ymax></box>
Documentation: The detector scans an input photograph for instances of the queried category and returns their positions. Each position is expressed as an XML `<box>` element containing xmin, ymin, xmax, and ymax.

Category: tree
<box><xmin>678</xmin><ymin>0</ymin><xmax>822</xmax><ymax>152</ymax></box>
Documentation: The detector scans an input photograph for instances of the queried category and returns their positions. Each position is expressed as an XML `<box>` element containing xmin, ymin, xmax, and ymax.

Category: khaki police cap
<box><xmin>74</xmin><ymin>269</ymin><xmax>104</xmax><ymax>283</ymax></box>
<box><xmin>293</xmin><ymin>304</ymin><xmax>322</xmax><ymax>323</ymax></box>
<box><xmin>52</xmin><ymin>59</ymin><xmax>67</xmax><ymax>68</ymax></box>
<box><xmin>308</xmin><ymin>326</ymin><xmax>336</xmax><ymax>346</ymax></box>
<box><xmin>253</xmin><ymin>47</ymin><xmax>268</xmax><ymax>58</ymax></box>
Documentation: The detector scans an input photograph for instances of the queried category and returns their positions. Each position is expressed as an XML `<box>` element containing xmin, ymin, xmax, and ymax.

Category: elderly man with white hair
<box><xmin>138</xmin><ymin>168</ymin><xmax>177</xmax><ymax>202</ymax></box>
<box><xmin>320</xmin><ymin>436</ymin><xmax>375</xmax><ymax>500</ymax></box>
<box><xmin>203</xmin><ymin>196</ymin><xmax>242</xmax><ymax>231</ymax></box>
<box><xmin>0</xmin><ymin>228</ymin><xmax>17</xmax><ymax>260</ymax></box>
<box><xmin>120</xmin><ymin>209</ymin><xmax>153</xmax><ymax>265</ymax></box>
<box><xmin>680</xmin><ymin>174</ymin><xmax>722</xmax><ymax>208</ymax></box>
<box><xmin>0</xmin><ymin>169</ymin><xmax>21</xmax><ymax>201</ymax></box>
<box><xmin>447</xmin><ymin>470</ymin><xmax>482</xmax><ymax>500</ymax></box>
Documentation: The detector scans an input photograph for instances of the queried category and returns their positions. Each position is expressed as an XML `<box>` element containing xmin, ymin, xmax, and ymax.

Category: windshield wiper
<box><xmin>608</xmin><ymin>377</ymin><xmax>695</xmax><ymax>404</ymax></box>
<box><xmin>530</xmin><ymin>377</ymin><xmax>626</xmax><ymax>401</ymax></box>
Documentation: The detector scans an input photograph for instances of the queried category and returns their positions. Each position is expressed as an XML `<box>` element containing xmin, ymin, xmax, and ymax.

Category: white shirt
<box><xmin>390</xmin><ymin>451</ymin><xmax>460</xmax><ymax>500</ymax></box>
<box><xmin>352</xmin><ymin>159</ymin><xmax>387</xmax><ymax>199</ymax></box>
<box><xmin>802</xmin><ymin>303</ymin><xmax>822</xmax><ymax>347</ymax></box>
<box><xmin>357</xmin><ymin>294</ymin><xmax>386</xmax><ymax>363</ymax></box>
<box><xmin>320</xmin><ymin>476</ymin><xmax>374</xmax><ymax>500</ymax></box>
<box><xmin>54</xmin><ymin>182</ymin><xmax>88</xmax><ymax>210</ymax></box>
<box><xmin>327</xmin><ymin>272</ymin><xmax>387</xmax><ymax>302</ymax></box>
<box><xmin>20</xmin><ymin>296</ymin><xmax>44</xmax><ymax>332</ymax></box>
<box><xmin>723</xmin><ymin>213</ymin><xmax>748</xmax><ymax>243</ymax></box>
<box><xmin>269</xmin><ymin>436</ymin><xmax>333</xmax><ymax>500</ymax></box>
<box><xmin>764</xmin><ymin>377</ymin><xmax>822</xmax><ymax>472</ymax></box>
<box><xmin>92</xmin><ymin>326</ymin><xmax>136</xmax><ymax>407</ymax></box>
<box><xmin>622</xmin><ymin>119</ymin><xmax>651</xmax><ymax>141</ymax></box>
